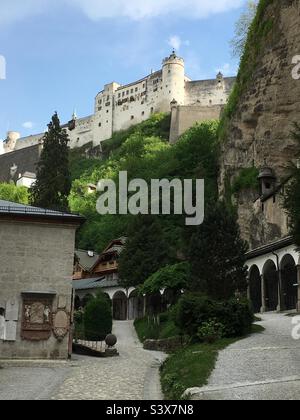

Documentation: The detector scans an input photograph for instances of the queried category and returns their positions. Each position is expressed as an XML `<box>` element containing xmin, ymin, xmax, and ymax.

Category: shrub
<box><xmin>173</xmin><ymin>294</ymin><xmax>254</xmax><ymax>339</ymax></box>
<box><xmin>197</xmin><ymin>319</ymin><xmax>226</xmax><ymax>343</ymax></box>
<box><xmin>83</xmin><ymin>292</ymin><xmax>112</xmax><ymax>341</ymax></box>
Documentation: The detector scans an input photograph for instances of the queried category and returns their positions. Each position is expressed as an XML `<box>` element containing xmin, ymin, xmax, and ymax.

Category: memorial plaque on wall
<box><xmin>21</xmin><ymin>293</ymin><xmax>55</xmax><ymax>341</ymax></box>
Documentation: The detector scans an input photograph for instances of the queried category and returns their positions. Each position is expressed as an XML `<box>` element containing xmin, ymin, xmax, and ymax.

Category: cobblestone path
<box><xmin>53</xmin><ymin>321</ymin><xmax>166</xmax><ymax>400</ymax></box>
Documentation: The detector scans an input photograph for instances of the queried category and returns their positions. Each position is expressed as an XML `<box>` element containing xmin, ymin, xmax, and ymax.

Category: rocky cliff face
<box><xmin>219</xmin><ymin>0</ymin><xmax>300</xmax><ymax>249</ymax></box>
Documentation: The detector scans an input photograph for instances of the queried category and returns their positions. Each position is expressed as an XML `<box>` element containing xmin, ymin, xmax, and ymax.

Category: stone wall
<box><xmin>0</xmin><ymin>144</ymin><xmax>41</xmax><ymax>183</ymax></box>
<box><xmin>169</xmin><ymin>104</ymin><xmax>223</xmax><ymax>143</ymax></box>
<box><xmin>0</xmin><ymin>219</ymin><xmax>76</xmax><ymax>359</ymax></box>
<box><xmin>219</xmin><ymin>0</ymin><xmax>300</xmax><ymax>249</ymax></box>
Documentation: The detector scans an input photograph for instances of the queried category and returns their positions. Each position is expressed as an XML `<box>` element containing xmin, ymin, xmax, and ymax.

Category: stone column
<box><xmin>296</xmin><ymin>265</ymin><xmax>300</xmax><ymax>312</ymax></box>
<box><xmin>277</xmin><ymin>268</ymin><xmax>284</xmax><ymax>312</ymax></box>
<box><xmin>260</xmin><ymin>275</ymin><xmax>266</xmax><ymax>313</ymax></box>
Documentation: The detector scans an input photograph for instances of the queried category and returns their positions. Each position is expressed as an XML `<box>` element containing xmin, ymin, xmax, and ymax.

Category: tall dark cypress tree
<box><xmin>189</xmin><ymin>201</ymin><xmax>248</xmax><ymax>300</ymax></box>
<box><xmin>30</xmin><ymin>112</ymin><xmax>71</xmax><ymax>211</ymax></box>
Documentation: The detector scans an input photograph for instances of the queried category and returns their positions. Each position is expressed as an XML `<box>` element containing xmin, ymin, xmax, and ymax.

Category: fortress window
<box><xmin>107</xmin><ymin>95</ymin><xmax>110</xmax><ymax>101</ymax></box>
<box><xmin>131</xmin><ymin>89</ymin><xmax>134</xmax><ymax>93</ymax></box>
<box><xmin>118</xmin><ymin>93</ymin><xmax>121</xmax><ymax>98</ymax></box>
<box><xmin>150</xmin><ymin>107</ymin><xmax>154</xmax><ymax>114</ymax></box>
<box><xmin>142</xmin><ymin>111</ymin><xmax>145</xmax><ymax>116</ymax></box>
<box><xmin>98</xmin><ymin>107</ymin><xmax>102</xmax><ymax>111</ymax></box>
<box><xmin>143</xmin><ymin>83</ymin><xmax>145</xmax><ymax>88</ymax></box>
<box><xmin>135</xmin><ymin>87</ymin><xmax>138</xmax><ymax>92</ymax></box>
<box><xmin>131</xmin><ymin>115</ymin><xmax>134</xmax><ymax>120</ymax></box>
<box><xmin>99</xmin><ymin>123</ymin><xmax>102</xmax><ymax>127</ymax></box>
<box><xmin>122</xmin><ymin>92</ymin><xmax>125</xmax><ymax>97</ymax></box>
<box><xmin>126</xmin><ymin>90</ymin><xmax>129</xmax><ymax>95</ymax></box>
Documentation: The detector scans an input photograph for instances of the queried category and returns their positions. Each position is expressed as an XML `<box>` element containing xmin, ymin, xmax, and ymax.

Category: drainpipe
<box><xmin>272</xmin><ymin>251</ymin><xmax>283</xmax><ymax>312</ymax></box>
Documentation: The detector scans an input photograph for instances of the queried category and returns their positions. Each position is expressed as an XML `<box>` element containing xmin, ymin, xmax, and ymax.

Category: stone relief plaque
<box><xmin>21</xmin><ymin>294</ymin><xmax>55</xmax><ymax>341</ymax></box>
<box><xmin>53</xmin><ymin>310</ymin><xmax>70</xmax><ymax>341</ymax></box>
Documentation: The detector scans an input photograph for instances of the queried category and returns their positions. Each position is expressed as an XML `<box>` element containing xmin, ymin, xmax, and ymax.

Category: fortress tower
<box><xmin>160</xmin><ymin>51</ymin><xmax>185</xmax><ymax>112</ymax></box>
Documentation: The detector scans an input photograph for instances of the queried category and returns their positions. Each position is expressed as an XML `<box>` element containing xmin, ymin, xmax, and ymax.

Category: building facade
<box><xmin>0</xmin><ymin>200</ymin><xmax>84</xmax><ymax>359</ymax></box>
<box><xmin>1</xmin><ymin>52</ymin><xmax>235</xmax><ymax>153</ymax></box>
<box><xmin>244</xmin><ymin>166</ymin><xmax>300</xmax><ymax>313</ymax></box>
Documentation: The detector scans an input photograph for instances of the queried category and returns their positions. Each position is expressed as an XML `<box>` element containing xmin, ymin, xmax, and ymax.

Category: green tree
<box><xmin>83</xmin><ymin>292</ymin><xmax>112</xmax><ymax>341</ymax></box>
<box><xmin>119</xmin><ymin>215</ymin><xmax>171</xmax><ymax>288</ymax></box>
<box><xmin>140</xmin><ymin>262</ymin><xmax>190</xmax><ymax>296</ymax></box>
<box><xmin>189</xmin><ymin>201</ymin><xmax>248</xmax><ymax>300</ymax></box>
<box><xmin>30</xmin><ymin>112</ymin><xmax>71</xmax><ymax>211</ymax></box>
<box><xmin>230</xmin><ymin>0</ymin><xmax>258</xmax><ymax>58</ymax></box>
<box><xmin>0</xmin><ymin>183</ymin><xmax>29</xmax><ymax>204</ymax></box>
<box><xmin>284</xmin><ymin>124</ymin><xmax>300</xmax><ymax>246</ymax></box>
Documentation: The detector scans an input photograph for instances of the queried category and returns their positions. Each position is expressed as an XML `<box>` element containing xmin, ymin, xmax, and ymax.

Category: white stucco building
<box><xmin>2</xmin><ymin>51</ymin><xmax>235</xmax><ymax>153</ymax></box>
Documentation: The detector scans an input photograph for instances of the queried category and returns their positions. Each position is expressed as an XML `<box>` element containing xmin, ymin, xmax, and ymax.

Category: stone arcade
<box><xmin>0</xmin><ymin>200</ymin><xmax>84</xmax><ymax>359</ymax></box>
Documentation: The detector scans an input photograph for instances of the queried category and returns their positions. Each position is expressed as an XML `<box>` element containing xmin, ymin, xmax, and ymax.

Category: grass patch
<box><xmin>160</xmin><ymin>338</ymin><xmax>238</xmax><ymax>400</ymax></box>
<box><xmin>134</xmin><ymin>315</ymin><xmax>180</xmax><ymax>343</ymax></box>
<box><xmin>251</xmin><ymin>324</ymin><xmax>265</xmax><ymax>334</ymax></box>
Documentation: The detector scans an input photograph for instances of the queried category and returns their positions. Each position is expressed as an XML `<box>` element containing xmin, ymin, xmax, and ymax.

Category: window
<box><xmin>118</xmin><ymin>93</ymin><xmax>121</xmax><ymax>98</ymax></box>
<box><xmin>98</xmin><ymin>107</ymin><xmax>102</xmax><ymax>111</ymax></box>
<box><xmin>131</xmin><ymin>115</ymin><xmax>134</xmax><ymax>120</ymax></box>
<box><xmin>99</xmin><ymin>123</ymin><xmax>102</xmax><ymax>127</ymax></box>
<box><xmin>107</xmin><ymin>95</ymin><xmax>110</xmax><ymax>101</ymax></box>
<box><xmin>126</xmin><ymin>90</ymin><xmax>129</xmax><ymax>95</ymax></box>
<box><xmin>131</xmin><ymin>89</ymin><xmax>134</xmax><ymax>94</ymax></box>
<box><xmin>122</xmin><ymin>92</ymin><xmax>125</xmax><ymax>97</ymax></box>
<box><xmin>135</xmin><ymin>87</ymin><xmax>138</xmax><ymax>92</ymax></box>
<box><xmin>150</xmin><ymin>107</ymin><xmax>154</xmax><ymax>114</ymax></box>
<box><xmin>142</xmin><ymin>111</ymin><xmax>145</xmax><ymax>116</ymax></box>
<box><xmin>106</xmin><ymin>110</ymin><xmax>109</xmax><ymax>113</ymax></box>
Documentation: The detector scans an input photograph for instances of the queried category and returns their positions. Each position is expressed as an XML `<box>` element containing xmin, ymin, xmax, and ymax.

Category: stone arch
<box><xmin>128</xmin><ymin>290</ymin><xmax>144</xmax><ymax>320</ymax></box>
<box><xmin>263</xmin><ymin>260</ymin><xmax>278</xmax><ymax>312</ymax></box>
<box><xmin>280</xmin><ymin>254</ymin><xmax>297</xmax><ymax>310</ymax></box>
<box><xmin>248</xmin><ymin>265</ymin><xmax>262</xmax><ymax>314</ymax></box>
<box><xmin>112</xmin><ymin>291</ymin><xmax>127</xmax><ymax>321</ymax></box>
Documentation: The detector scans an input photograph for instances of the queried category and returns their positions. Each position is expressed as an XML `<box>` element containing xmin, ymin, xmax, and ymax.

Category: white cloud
<box><xmin>22</xmin><ymin>121</ymin><xmax>34</xmax><ymax>129</ymax></box>
<box><xmin>0</xmin><ymin>0</ymin><xmax>245</xmax><ymax>24</ymax></box>
<box><xmin>167</xmin><ymin>35</ymin><xmax>190</xmax><ymax>51</ymax></box>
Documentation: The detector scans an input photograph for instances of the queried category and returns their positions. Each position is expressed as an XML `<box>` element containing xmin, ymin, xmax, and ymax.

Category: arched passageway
<box><xmin>82</xmin><ymin>294</ymin><xmax>94</xmax><ymax>308</ymax></box>
<box><xmin>74</xmin><ymin>295</ymin><xmax>82</xmax><ymax>310</ymax></box>
<box><xmin>281</xmin><ymin>255</ymin><xmax>297</xmax><ymax>311</ymax></box>
<box><xmin>263</xmin><ymin>260</ymin><xmax>278</xmax><ymax>312</ymax></box>
<box><xmin>146</xmin><ymin>293</ymin><xmax>162</xmax><ymax>316</ymax></box>
<box><xmin>249</xmin><ymin>265</ymin><xmax>262</xmax><ymax>313</ymax></box>
<box><xmin>128</xmin><ymin>290</ymin><xmax>144</xmax><ymax>320</ymax></box>
<box><xmin>113</xmin><ymin>291</ymin><xmax>128</xmax><ymax>321</ymax></box>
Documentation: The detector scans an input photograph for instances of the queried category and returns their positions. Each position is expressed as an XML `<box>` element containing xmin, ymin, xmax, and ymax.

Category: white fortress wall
<box><xmin>2</xmin><ymin>53</ymin><xmax>236</xmax><ymax>154</ymax></box>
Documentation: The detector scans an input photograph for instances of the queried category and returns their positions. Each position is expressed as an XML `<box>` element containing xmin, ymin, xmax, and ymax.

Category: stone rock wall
<box><xmin>219</xmin><ymin>0</ymin><xmax>300</xmax><ymax>249</ymax></box>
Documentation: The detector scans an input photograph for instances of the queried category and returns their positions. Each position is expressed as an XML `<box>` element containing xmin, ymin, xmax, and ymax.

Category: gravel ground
<box><xmin>188</xmin><ymin>313</ymin><xmax>300</xmax><ymax>400</ymax></box>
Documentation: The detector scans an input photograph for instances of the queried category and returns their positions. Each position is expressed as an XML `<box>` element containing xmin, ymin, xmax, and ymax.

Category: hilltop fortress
<box><xmin>1</xmin><ymin>51</ymin><xmax>235</xmax><ymax>157</ymax></box>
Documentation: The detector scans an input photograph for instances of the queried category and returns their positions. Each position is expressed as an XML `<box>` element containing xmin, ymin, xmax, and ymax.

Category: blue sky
<box><xmin>0</xmin><ymin>0</ymin><xmax>247</xmax><ymax>141</ymax></box>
